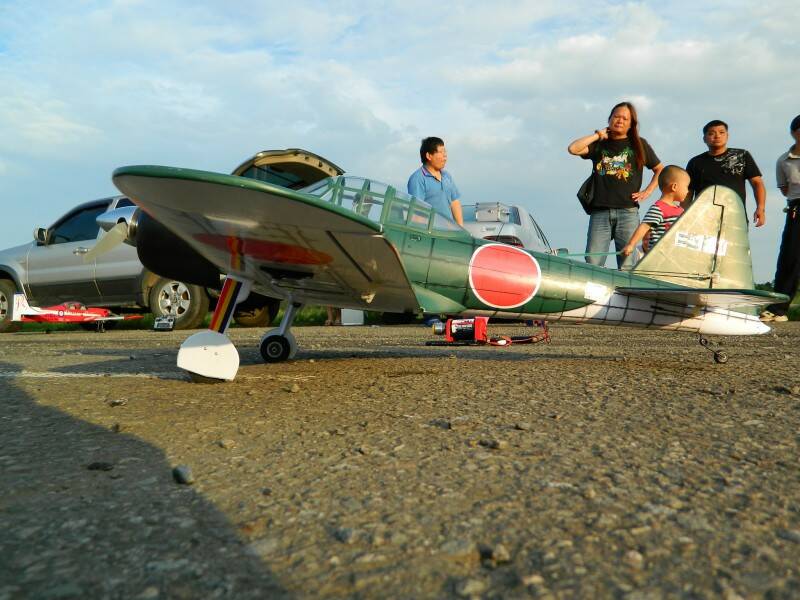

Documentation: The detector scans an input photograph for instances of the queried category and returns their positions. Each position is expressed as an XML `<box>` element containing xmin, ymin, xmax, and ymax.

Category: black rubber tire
<box><xmin>0</xmin><ymin>279</ymin><xmax>21</xmax><ymax>333</ymax></box>
<box><xmin>149</xmin><ymin>279</ymin><xmax>209</xmax><ymax>330</ymax></box>
<box><xmin>233</xmin><ymin>298</ymin><xmax>280</xmax><ymax>328</ymax></box>
<box><xmin>260</xmin><ymin>334</ymin><xmax>291</xmax><ymax>363</ymax></box>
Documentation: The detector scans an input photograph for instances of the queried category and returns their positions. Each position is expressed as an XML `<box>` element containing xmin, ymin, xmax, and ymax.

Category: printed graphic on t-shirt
<box><xmin>596</xmin><ymin>148</ymin><xmax>633</xmax><ymax>181</ymax></box>
<box><xmin>717</xmin><ymin>150</ymin><xmax>746</xmax><ymax>176</ymax></box>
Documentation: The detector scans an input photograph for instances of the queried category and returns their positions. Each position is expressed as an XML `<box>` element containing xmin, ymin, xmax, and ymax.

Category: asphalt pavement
<box><xmin>1</xmin><ymin>322</ymin><xmax>798</xmax><ymax>599</ymax></box>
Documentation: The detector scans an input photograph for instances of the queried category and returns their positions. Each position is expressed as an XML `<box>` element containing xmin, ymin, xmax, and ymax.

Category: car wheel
<box><xmin>0</xmin><ymin>279</ymin><xmax>21</xmax><ymax>333</ymax></box>
<box><xmin>233</xmin><ymin>298</ymin><xmax>280</xmax><ymax>328</ymax></box>
<box><xmin>149</xmin><ymin>279</ymin><xmax>209</xmax><ymax>330</ymax></box>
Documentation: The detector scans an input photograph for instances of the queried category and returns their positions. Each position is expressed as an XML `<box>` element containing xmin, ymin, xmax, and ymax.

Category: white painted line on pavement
<box><xmin>0</xmin><ymin>371</ymin><xmax>185</xmax><ymax>379</ymax></box>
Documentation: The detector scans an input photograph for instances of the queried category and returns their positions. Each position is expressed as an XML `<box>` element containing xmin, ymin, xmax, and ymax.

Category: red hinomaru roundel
<box><xmin>468</xmin><ymin>243</ymin><xmax>541</xmax><ymax>309</ymax></box>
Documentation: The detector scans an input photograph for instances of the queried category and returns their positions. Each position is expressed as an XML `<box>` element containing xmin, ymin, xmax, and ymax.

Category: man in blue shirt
<box><xmin>407</xmin><ymin>137</ymin><xmax>464</xmax><ymax>225</ymax></box>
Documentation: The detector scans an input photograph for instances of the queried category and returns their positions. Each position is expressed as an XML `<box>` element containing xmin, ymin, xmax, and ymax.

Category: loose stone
<box><xmin>333</xmin><ymin>527</ymin><xmax>357</xmax><ymax>544</ymax></box>
<box><xmin>624</xmin><ymin>550</ymin><xmax>644</xmax><ymax>569</ymax></box>
<box><xmin>479</xmin><ymin>439</ymin><xmax>508</xmax><ymax>450</ymax></box>
<box><xmin>455</xmin><ymin>578</ymin><xmax>487</xmax><ymax>597</ymax></box>
<box><xmin>172</xmin><ymin>465</ymin><xmax>194</xmax><ymax>485</ymax></box>
<box><xmin>87</xmin><ymin>462</ymin><xmax>113</xmax><ymax>471</ymax></box>
<box><xmin>522</xmin><ymin>573</ymin><xmax>545</xmax><ymax>586</ymax></box>
<box><xmin>776</xmin><ymin>529</ymin><xmax>800</xmax><ymax>544</ymax></box>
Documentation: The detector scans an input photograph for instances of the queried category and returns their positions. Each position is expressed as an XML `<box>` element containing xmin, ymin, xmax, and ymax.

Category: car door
<box><xmin>93</xmin><ymin>197</ymin><xmax>146</xmax><ymax>304</ymax></box>
<box><xmin>25</xmin><ymin>202</ymin><xmax>108</xmax><ymax>305</ymax></box>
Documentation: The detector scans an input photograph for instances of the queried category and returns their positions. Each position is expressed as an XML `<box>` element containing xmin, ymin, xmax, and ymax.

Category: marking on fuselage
<box><xmin>468</xmin><ymin>243</ymin><xmax>541</xmax><ymax>309</ymax></box>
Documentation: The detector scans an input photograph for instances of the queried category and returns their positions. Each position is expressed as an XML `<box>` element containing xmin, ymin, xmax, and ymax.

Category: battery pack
<box><xmin>433</xmin><ymin>317</ymin><xmax>489</xmax><ymax>343</ymax></box>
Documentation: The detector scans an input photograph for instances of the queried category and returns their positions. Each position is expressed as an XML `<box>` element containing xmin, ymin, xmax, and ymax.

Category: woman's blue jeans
<box><xmin>585</xmin><ymin>207</ymin><xmax>639</xmax><ymax>269</ymax></box>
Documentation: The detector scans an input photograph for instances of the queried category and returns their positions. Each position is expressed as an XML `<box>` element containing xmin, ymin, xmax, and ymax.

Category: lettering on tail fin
<box><xmin>674</xmin><ymin>231</ymin><xmax>729</xmax><ymax>256</ymax></box>
<box><xmin>632</xmin><ymin>185</ymin><xmax>754</xmax><ymax>289</ymax></box>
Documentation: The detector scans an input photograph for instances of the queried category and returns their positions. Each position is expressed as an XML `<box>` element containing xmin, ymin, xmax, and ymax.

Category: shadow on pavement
<box><xmin>0</xmin><ymin>361</ymin><xmax>291</xmax><ymax>599</ymax></box>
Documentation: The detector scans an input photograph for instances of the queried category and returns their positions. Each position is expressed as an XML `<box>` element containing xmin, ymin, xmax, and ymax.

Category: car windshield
<box><xmin>300</xmin><ymin>176</ymin><xmax>463</xmax><ymax>232</ymax></box>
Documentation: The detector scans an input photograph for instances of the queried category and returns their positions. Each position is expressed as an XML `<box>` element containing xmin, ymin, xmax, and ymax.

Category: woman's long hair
<box><xmin>608</xmin><ymin>101</ymin><xmax>645</xmax><ymax>170</ymax></box>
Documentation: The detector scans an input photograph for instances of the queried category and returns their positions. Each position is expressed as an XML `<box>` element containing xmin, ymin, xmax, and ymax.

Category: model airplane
<box><xmin>91</xmin><ymin>151</ymin><xmax>786</xmax><ymax>381</ymax></box>
<box><xmin>12</xmin><ymin>293</ymin><xmax>144</xmax><ymax>329</ymax></box>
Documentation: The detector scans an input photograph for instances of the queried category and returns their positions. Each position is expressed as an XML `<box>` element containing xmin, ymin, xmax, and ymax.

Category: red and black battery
<box><xmin>425</xmin><ymin>317</ymin><xmax>549</xmax><ymax>347</ymax></box>
<box><xmin>433</xmin><ymin>317</ymin><xmax>489</xmax><ymax>343</ymax></box>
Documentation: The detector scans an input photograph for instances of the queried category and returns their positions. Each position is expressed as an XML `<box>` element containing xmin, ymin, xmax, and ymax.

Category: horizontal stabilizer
<box><xmin>617</xmin><ymin>287</ymin><xmax>788</xmax><ymax>309</ymax></box>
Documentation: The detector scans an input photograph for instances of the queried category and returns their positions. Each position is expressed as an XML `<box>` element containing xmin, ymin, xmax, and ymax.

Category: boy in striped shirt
<box><xmin>622</xmin><ymin>165</ymin><xmax>690</xmax><ymax>259</ymax></box>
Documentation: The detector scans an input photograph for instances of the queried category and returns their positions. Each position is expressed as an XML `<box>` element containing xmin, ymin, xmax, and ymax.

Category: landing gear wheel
<box><xmin>698</xmin><ymin>335</ymin><xmax>730</xmax><ymax>365</ymax></box>
<box><xmin>260</xmin><ymin>334</ymin><xmax>293</xmax><ymax>363</ymax></box>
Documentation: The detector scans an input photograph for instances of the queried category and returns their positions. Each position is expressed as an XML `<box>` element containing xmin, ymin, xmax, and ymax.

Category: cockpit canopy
<box><xmin>301</xmin><ymin>176</ymin><xmax>463</xmax><ymax>232</ymax></box>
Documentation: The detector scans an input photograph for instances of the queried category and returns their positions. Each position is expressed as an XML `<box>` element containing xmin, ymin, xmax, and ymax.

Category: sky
<box><xmin>0</xmin><ymin>0</ymin><xmax>797</xmax><ymax>281</ymax></box>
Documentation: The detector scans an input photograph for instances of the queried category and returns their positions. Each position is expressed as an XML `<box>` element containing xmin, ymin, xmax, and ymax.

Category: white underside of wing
<box><xmin>115</xmin><ymin>174</ymin><xmax>420</xmax><ymax>313</ymax></box>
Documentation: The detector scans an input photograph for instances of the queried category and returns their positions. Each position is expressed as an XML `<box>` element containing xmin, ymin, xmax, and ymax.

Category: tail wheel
<box><xmin>0</xmin><ymin>280</ymin><xmax>21</xmax><ymax>333</ymax></box>
<box><xmin>149</xmin><ymin>279</ymin><xmax>209</xmax><ymax>330</ymax></box>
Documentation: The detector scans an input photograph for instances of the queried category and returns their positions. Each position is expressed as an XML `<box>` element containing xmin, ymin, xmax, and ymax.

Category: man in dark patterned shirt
<box><xmin>685</xmin><ymin>119</ymin><xmax>766</xmax><ymax>227</ymax></box>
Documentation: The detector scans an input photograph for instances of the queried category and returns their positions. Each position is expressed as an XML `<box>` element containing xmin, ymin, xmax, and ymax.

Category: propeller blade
<box><xmin>83</xmin><ymin>221</ymin><xmax>128</xmax><ymax>262</ymax></box>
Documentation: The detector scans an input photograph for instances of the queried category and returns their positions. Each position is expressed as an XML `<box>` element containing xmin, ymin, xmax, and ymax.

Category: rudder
<box><xmin>11</xmin><ymin>293</ymin><xmax>32</xmax><ymax>321</ymax></box>
<box><xmin>632</xmin><ymin>186</ymin><xmax>754</xmax><ymax>289</ymax></box>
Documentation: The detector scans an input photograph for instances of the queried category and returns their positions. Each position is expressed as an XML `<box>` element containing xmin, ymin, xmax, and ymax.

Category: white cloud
<box><xmin>0</xmin><ymin>0</ymin><xmax>795</xmax><ymax>281</ymax></box>
<box><xmin>0</xmin><ymin>89</ymin><xmax>102</xmax><ymax>156</ymax></box>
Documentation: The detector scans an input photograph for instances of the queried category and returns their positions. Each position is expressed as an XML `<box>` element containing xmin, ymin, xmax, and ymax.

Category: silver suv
<box><xmin>461</xmin><ymin>202</ymin><xmax>553</xmax><ymax>253</ymax></box>
<box><xmin>0</xmin><ymin>195</ymin><xmax>211</xmax><ymax>332</ymax></box>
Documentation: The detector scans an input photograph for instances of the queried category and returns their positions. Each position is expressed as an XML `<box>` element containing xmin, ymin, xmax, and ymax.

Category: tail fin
<box><xmin>632</xmin><ymin>185</ymin><xmax>754</xmax><ymax>289</ymax></box>
<box><xmin>11</xmin><ymin>293</ymin><xmax>32</xmax><ymax>321</ymax></box>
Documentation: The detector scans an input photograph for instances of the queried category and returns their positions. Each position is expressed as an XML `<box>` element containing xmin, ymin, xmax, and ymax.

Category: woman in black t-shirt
<box><xmin>568</xmin><ymin>101</ymin><xmax>663</xmax><ymax>269</ymax></box>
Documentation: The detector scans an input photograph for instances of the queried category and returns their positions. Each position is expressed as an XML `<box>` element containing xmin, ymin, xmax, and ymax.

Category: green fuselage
<box><xmin>382</xmin><ymin>221</ymin><xmax>668</xmax><ymax>317</ymax></box>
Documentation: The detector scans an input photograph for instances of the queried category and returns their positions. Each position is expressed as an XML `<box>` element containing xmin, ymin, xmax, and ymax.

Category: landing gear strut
<box><xmin>259</xmin><ymin>300</ymin><xmax>302</xmax><ymax>363</ymax></box>
<box><xmin>177</xmin><ymin>276</ymin><xmax>251</xmax><ymax>382</ymax></box>
<box><xmin>698</xmin><ymin>335</ymin><xmax>728</xmax><ymax>364</ymax></box>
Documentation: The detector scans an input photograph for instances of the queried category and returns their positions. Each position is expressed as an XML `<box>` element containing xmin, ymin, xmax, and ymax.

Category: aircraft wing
<box><xmin>112</xmin><ymin>166</ymin><xmax>421</xmax><ymax>313</ymax></box>
<box><xmin>617</xmin><ymin>287</ymin><xmax>789</xmax><ymax>309</ymax></box>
